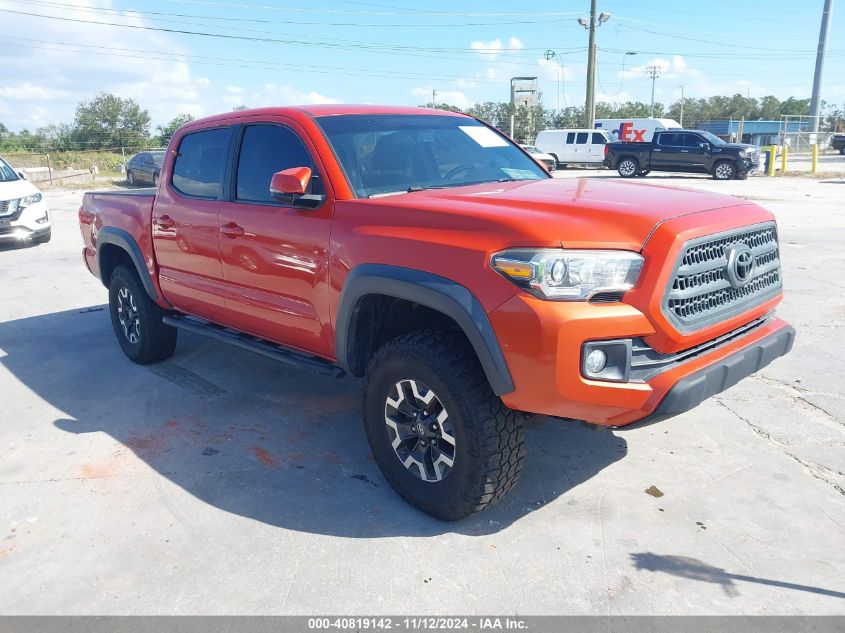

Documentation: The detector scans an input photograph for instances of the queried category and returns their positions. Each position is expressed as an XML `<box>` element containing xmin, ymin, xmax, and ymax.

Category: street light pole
<box><xmin>809</xmin><ymin>0</ymin><xmax>834</xmax><ymax>133</ymax></box>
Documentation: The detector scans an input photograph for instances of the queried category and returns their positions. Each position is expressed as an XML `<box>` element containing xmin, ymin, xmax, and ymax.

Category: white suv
<box><xmin>0</xmin><ymin>155</ymin><xmax>51</xmax><ymax>245</ymax></box>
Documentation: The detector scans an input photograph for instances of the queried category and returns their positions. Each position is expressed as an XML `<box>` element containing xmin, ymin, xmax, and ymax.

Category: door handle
<box><xmin>220</xmin><ymin>222</ymin><xmax>245</xmax><ymax>238</ymax></box>
<box><xmin>654</xmin><ymin>148</ymin><xmax>662</xmax><ymax>152</ymax></box>
<box><xmin>154</xmin><ymin>215</ymin><xmax>175</xmax><ymax>229</ymax></box>
<box><xmin>680</xmin><ymin>150</ymin><xmax>690</xmax><ymax>153</ymax></box>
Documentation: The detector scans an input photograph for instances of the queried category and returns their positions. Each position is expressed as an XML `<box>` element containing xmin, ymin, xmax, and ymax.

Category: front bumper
<box><xmin>0</xmin><ymin>200</ymin><xmax>51</xmax><ymax>242</ymax></box>
<box><xmin>488</xmin><ymin>292</ymin><xmax>793</xmax><ymax>426</ymax></box>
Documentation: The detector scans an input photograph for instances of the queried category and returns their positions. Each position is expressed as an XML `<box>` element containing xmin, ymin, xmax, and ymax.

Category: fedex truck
<box><xmin>595</xmin><ymin>118</ymin><xmax>682</xmax><ymax>143</ymax></box>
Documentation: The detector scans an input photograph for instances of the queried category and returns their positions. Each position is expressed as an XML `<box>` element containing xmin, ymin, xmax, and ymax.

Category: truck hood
<box><xmin>365</xmin><ymin>177</ymin><xmax>750</xmax><ymax>251</ymax></box>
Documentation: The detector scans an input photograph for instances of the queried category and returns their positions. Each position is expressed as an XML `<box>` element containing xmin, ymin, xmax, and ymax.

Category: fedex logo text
<box><xmin>617</xmin><ymin>122</ymin><xmax>647</xmax><ymax>142</ymax></box>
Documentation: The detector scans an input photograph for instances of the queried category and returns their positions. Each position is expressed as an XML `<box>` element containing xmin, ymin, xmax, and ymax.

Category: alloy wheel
<box><xmin>619</xmin><ymin>159</ymin><xmax>637</xmax><ymax>177</ymax></box>
<box><xmin>384</xmin><ymin>379</ymin><xmax>456</xmax><ymax>482</ymax></box>
<box><xmin>116</xmin><ymin>286</ymin><xmax>141</xmax><ymax>344</ymax></box>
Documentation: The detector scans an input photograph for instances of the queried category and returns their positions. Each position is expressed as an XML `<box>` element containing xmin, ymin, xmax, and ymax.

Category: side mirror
<box><xmin>16</xmin><ymin>170</ymin><xmax>27</xmax><ymax>180</ymax></box>
<box><xmin>269</xmin><ymin>167</ymin><xmax>325</xmax><ymax>209</ymax></box>
<box><xmin>700</xmin><ymin>142</ymin><xmax>711</xmax><ymax>152</ymax></box>
<box><xmin>270</xmin><ymin>167</ymin><xmax>311</xmax><ymax>196</ymax></box>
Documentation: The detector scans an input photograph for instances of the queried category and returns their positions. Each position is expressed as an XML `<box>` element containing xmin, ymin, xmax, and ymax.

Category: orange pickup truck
<box><xmin>79</xmin><ymin>105</ymin><xmax>794</xmax><ymax>520</ymax></box>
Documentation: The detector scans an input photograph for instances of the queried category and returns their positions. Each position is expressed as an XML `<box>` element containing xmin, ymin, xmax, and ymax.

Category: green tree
<box><xmin>156</xmin><ymin>113</ymin><xmax>195</xmax><ymax>146</ymax></box>
<box><xmin>71</xmin><ymin>93</ymin><xmax>151</xmax><ymax>149</ymax></box>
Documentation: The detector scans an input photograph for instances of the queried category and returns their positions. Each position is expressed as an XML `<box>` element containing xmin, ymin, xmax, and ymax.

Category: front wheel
<box><xmin>618</xmin><ymin>158</ymin><xmax>639</xmax><ymax>177</ymax></box>
<box><xmin>108</xmin><ymin>265</ymin><xmax>177</xmax><ymax>364</ymax></box>
<box><xmin>363</xmin><ymin>330</ymin><xmax>525</xmax><ymax>521</ymax></box>
<box><xmin>713</xmin><ymin>160</ymin><xmax>736</xmax><ymax>180</ymax></box>
<box><xmin>839</xmin><ymin>146</ymin><xmax>845</xmax><ymax>155</ymax></box>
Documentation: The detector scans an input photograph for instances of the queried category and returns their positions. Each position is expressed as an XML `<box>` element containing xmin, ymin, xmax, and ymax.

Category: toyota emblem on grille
<box><xmin>725</xmin><ymin>244</ymin><xmax>755</xmax><ymax>288</ymax></box>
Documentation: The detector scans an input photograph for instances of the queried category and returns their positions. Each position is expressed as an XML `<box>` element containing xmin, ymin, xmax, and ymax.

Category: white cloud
<box><xmin>0</xmin><ymin>0</ymin><xmax>341</xmax><ymax>131</ymax></box>
<box><xmin>470</xmin><ymin>36</ymin><xmax>523</xmax><ymax>62</ymax></box>
<box><xmin>411</xmin><ymin>86</ymin><xmax>472</xmax><ymax>110</ymax></box>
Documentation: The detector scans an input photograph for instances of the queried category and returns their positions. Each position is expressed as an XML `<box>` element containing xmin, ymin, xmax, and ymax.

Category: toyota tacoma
<box><xmin>79</xmin><ymin>106</ymin><xmax>794</xmax><ymax>520</ymax></box>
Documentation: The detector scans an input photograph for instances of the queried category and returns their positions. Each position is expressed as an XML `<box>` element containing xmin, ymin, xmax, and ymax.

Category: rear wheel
<box><xmin>713</xmin><ymin>160</ymin><xmax>736</xmax><ymax>180</ymax></box>
<box><xmin>108</xmin><ymin>265</ymin><xmax>177</xmax><ymax>364</ymax></box>
<box><xmin>618</xmin><ymin>158</ymin><xmax>639</xmax><ymax>177</ymax></box>
<box><xmin>363</xmin><ymin>330</ymin><xmax>525</xmax><ymax>521</ymax></box>
<box><xmin>839</xmin><ymin>146</ymin><xmax>844</xmax><ymax>155</ymax></box>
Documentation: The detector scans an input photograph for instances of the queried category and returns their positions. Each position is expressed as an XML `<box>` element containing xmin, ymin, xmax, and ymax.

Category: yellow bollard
<box><xmin>812</xmin><ymin>144</ymin><xmax>818</xmax><ymax>174</ymax></box>
<box><xmin>767</xmin><ymin>145</ymin><xmax>777</xmax><ymax>176</ymax></box>
<box><xmin>780</xmin><ymin>144</ymin><xmax>788</xmax><ymax>175</ymax></box>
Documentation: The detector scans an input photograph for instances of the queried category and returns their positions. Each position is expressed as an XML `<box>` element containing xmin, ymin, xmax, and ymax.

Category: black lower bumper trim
<box><xmin>627</xmin><ymin>324</ymin><xmax>795</xmax><ymax>428</ymax></box>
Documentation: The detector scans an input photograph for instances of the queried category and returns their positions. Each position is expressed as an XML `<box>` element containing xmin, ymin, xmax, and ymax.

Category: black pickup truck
<box><xmin>831</xmin><ymin>134</ymin><xmax>845</xmax><ymax>155</ymax></box>
<box><xmin>604</xmin><ymin>129</ymin><xmax>759</xmax><ymax>180</ymax></box>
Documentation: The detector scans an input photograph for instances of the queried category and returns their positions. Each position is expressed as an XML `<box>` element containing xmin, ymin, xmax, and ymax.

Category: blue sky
<box><xmin>0</xmin><ymin>0</ymin><xmax>842</xmax><ymax>131</ymax></box>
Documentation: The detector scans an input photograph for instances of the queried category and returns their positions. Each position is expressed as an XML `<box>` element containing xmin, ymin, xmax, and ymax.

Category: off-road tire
<box><xmin>108</xmin><ymin>265</ymin><xmax>177</xmax><ymax>364</ymax></box>
<box><xmin>713</xmin><ymin>159</ymin><xmax>736</xmax><ymax>180</ymax></box>
<box><xmin>363</xmin><ymin>330</ymin><xmax>525</xmax><ymax>521</ymax></box>
<box><xmin>618</xmin><ymin>157</ymin><xmax>639</xmax><ymax>177</ymax></box>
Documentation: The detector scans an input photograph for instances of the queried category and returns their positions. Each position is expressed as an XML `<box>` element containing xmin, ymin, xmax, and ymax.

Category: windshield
<box><xmin>0</xmin><ymin>156</ymin><xmax>20</xmax><ymax>182</ymax></box>
<box><xmin>699</xmin><ymin>131</ymin><xmax>726</xmax><ymax>146</ymax></box>
<box><xmin>316</xmin><ymin>114</ymin><xmax>548</xmax><ymax>198</ymax></box>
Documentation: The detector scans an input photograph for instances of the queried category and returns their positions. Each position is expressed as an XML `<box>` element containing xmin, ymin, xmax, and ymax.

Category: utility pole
<box><xmin>431</xmin><ymin>89</ymin><xmax>437</xmax><ymax>106</ymax></box>
<box><xmin>679</xmin><ymin>85</ymin><xmax>685</xmax><ymax>127</ymax></box>
<box><xmin>646</xmin><ymin>66</ymin><xmax>661</xmax><ymax>117</ymax></box>
<box><xmin>809</xmin><ymin>0</ymin><xmax>834</xmax><ymax>133</ymax></box>
<box><xmin>584</xmin><ymin>0</ymin><xmax>598</xmax><ymax>128</ymax></box>
<box><xmin>579</xmin><ymin>3</ymin><xmax>611</xmax><ymax>129</ymax></box>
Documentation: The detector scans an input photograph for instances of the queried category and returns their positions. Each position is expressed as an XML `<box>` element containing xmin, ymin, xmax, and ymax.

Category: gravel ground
<box><xmin>0</xmin><ymin>172</ymin><xmax>843</xmax><ymax>615</ymax></box>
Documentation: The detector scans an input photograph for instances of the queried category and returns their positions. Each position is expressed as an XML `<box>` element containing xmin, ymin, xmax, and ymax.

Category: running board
<box><xmin>162</xmin><ymin>314</ymin><xmax>345</xmax><ymax>378</ymax></box>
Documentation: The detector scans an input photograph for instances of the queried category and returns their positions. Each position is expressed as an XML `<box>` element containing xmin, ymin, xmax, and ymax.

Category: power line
<box><xmin>0</xmin><ymin>36</ymin><xmax>525</xmax><ymax>84</ymax></box>
<box><xmin>0</xmin><ymin>8</ymin><xmax>558</xmax><ymax>62</ymax></box>
<box><xmin>25</xmin><ymin>0</ymin><xmax>580</xmax><ymax>28</ymax></box>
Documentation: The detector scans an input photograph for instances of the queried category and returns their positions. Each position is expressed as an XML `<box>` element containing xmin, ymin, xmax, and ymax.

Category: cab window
<box><xmin>235</xmin><ymin>124</ymin><xmax>323</xmax><ymax>205</ymax></box>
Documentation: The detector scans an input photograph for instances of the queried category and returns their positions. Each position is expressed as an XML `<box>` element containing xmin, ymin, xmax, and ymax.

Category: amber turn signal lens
<box><xmin>492</xmin><ymin>259</ymin><xmax>534</xmax><ymax>279</ymax></box>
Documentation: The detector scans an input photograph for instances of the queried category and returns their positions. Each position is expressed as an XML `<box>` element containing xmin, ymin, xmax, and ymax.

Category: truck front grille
<box><xmin>662</xmin><ymin>223</ymin><xmax>782</xmax><ymax>332</ymax></box>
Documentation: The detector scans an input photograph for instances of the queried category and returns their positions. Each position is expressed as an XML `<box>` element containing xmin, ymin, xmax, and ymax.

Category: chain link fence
<box><xmin>3</xmin><ymin>147</ymin><xmax>165</xmax><ymax>184</ymax></box>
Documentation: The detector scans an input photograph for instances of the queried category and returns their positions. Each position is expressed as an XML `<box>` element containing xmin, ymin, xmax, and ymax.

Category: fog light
<box><xmin>585</xmin><ymin>349</ymin><xmax>608</xmax><ymax>374</ymax></box>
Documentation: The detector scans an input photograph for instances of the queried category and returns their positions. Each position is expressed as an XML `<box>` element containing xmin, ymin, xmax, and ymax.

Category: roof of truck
<box><xmin>184</xmin><ymin>104</ymin><xmax>468</xmax><ymax>129</ymax></box>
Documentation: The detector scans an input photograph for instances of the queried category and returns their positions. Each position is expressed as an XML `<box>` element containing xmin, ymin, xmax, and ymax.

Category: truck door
<box><xmin>681</xmin><ymin>133</ymin><xmax>709</xmax><ymax>171</ymax></box>
<box><xmin>652</xmin><ymin>132</ymin><xmax>685</xmax><ymax>170</ymax></box>
<box><xmin>216</xmin><ymin>120</ymin><xmax>334</xmax><ymax>358</ymax></box>
<box><xmin>152</xmin><ymin>126</ymin><xmax>233</xmax><ymax>323</ymax></box>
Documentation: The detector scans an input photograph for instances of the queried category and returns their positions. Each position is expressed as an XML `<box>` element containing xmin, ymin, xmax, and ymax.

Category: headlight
<box><xmin>491</xmin><ymin>249</ymin><xmax>644</xmax><ymax>301</ymax></box>
<box><xmin>21</xmin><ymin>193</ymin><xmax>43</xmax><ymax>206</ymax></box>
<box><xmin>738</xmin><ymin>149</ymin><xmax>748</xmax><ymax>157</ymax></box>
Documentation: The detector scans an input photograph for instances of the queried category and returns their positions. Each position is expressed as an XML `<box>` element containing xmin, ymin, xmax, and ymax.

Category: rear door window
<box><xmin>576</xmin><ymin>132</ymin><xmax>588</xmax><ymax>144</ymax></box>
<box><xmin>171</xmin><ymin>128</ymin><xmax>231</xmax><ymax>199</ymax></box>
<box><xmin>658</xmin><ymin>133</ymin><xmax>680</xmax><ymax>146</ymax></box>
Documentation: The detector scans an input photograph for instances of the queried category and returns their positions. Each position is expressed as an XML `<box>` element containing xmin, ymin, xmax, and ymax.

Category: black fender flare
<box><xmin>97</xmin><ymin>226</ymin><xmax>158</xmax><ymax>301</ymax></box>
<box><xmin>335</xmin><ymin>264</ymin><xmax>515</xmax><ymax>396</ymax></box>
